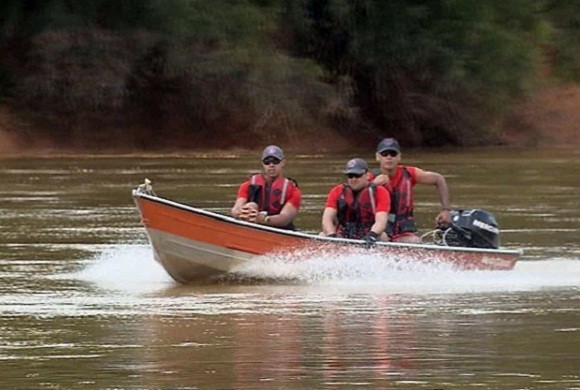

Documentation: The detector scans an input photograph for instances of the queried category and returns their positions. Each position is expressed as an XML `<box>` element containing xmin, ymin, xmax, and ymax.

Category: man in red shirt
<box><xmin>322</xmin><ymin>158</ymin><xmax>390</xmax><ymax>246</ymax></box>
<box><xmin>372</xmin><ymin>138</ymin><xmax>451</xmax><ymax>243</ymax></box>
<box><xmin>231</xmin><ymin>145</ymin><xmax>301</xmax><ymax>230</ymax></box>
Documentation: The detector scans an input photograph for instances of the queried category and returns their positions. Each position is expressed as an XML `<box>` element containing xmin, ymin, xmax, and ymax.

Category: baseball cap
<box><xmin>344</xmin><ymin>158</ymin><xmax>368</xmax><ymax>174</ymax></box>
<box><xmin>261</xmin><ymin>145</ymin><xmax>284</xmax><ymax>161</ymax></box>
<box><xmin>376</xmin><ymin>138</ymin><xmax>401</xmax><ymax>153</ymax></box>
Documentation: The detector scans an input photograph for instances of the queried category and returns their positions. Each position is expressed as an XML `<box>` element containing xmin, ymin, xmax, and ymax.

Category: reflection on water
<box><xmin>2</xmin><ymin>245</ymin><xmax>579</xmax><ymax>388</ymax></box>
<box><xmin>0</xmin><ymin>150</ymin><xmax>579</xmax><ymax>388</ymax></box>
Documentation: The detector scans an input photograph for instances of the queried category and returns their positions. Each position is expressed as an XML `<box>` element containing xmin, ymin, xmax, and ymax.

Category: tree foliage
<box><xmin>282</xmin><ymin>0</ymin><xmax>548</xmax><ymax>144</ymax></box>
<box><xmin>0</xmin><ymin>0</ymin><xmax>578</xmax><ymax>148</ymax></box>
<box><xmin>542</xmin><ymin>1</ymin><xmax>580</xmax><ymax>82</ymax></box>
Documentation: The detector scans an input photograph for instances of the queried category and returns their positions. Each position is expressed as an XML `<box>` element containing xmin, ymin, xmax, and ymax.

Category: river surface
<box><xmin>1</xmin><ymin>148</ymin><xmax>578</xmax><ymax>389</ymax></box>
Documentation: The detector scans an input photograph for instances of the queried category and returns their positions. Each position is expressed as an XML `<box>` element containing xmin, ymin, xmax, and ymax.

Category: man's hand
<box><xmin>239</xmin><ymin>202</ymin><xmax>259</xmax><ymax>222</ymax></box>
<box><xmin>255</xmin><ymin>211</ymin><xmax>268</xmax><ymax>224</ymax></box>
<box><xmin>363</xmin><ymin>231</ymin><xmax>379</xmax><ymax>249</ymax></box>
<box><xmin>373</xmin><ymin>174</ymin><xmax>390</xmax><ymax>186</ymax></box>
<box><xmin>436</xmin><ymin>209</ymin><xmax>452</xmax><ymax>227</ymax></box>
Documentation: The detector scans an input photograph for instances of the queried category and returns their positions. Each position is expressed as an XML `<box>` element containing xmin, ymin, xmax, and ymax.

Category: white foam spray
<box><xmin>78</xmin><ymin>245</ymin><xmax>580</xmax><ymax>295</ymax></box>
<box><xmin>233</xmin><ymin>248</ymin><xmax>580</xmax><ymax>294</ymax></box>
<box><xmin>75</xmin><ymin>244</ymin><xmax>174</xmax><ymax>292</ymax></box>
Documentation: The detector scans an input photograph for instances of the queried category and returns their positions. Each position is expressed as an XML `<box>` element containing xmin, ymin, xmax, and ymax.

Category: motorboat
<box><xmin>132</xmin><ymin>180</ymin><xmax>521</xmax><ymax>284</ymax></box>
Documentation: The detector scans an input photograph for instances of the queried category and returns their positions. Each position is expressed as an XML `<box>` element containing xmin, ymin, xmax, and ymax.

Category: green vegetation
<box><xmin>0</xmin><ymin>0</ymin><xmax>578</xmax><ymax>149</ymax></box>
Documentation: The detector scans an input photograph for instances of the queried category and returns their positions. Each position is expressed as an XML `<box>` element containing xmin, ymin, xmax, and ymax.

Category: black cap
<box><xmin>344</xmin><ymin>158</ymin><xmax>368</xmax><ymax>174</ymax></box>
<box><xmin>376</xmin><ymin>138</ymin><xmax>401</xmax><ymax>153</ymax></box>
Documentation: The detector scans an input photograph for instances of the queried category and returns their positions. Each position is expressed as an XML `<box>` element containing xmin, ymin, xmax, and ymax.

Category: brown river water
<box><xmin>0</xmin><ymin>148</ymin><xmax>578</xmax><ymax>389</ymax></box>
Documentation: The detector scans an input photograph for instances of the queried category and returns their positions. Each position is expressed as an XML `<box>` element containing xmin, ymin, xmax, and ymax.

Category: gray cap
<box><xmin>376</xmin><ymin>138</ymin><xmax>401</xmax><ymax>153</ymax></box>
<box><xmin>261</xmin><ymin>145</ymin><xmax>284</xmax><ymax>161</ymax></box>
<box><xmin>344</xmin><ymin>158</ymin><xmax>368</xmax><ymax>174</ymax></box>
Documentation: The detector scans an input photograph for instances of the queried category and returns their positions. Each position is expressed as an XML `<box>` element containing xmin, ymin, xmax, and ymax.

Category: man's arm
<box><xmin>368</xmin><ymin>187</ymin><xmax>389</xmax><ymax>238</ymax></box>
<box><xmin>321</xmin><ymin>207</ymin><xmax>339</xmax><ymax>236</ymax></box>
<box><xmin>369</xmin><ymin>210</ymin><xmax>388</xmax><ymax>237</ymax></box>
<box><xmin>231</xmin><ymin>197</ymin><xmax>247</xmax><ymax>219</ymax></box>
<box><xmin>231</xmin><ymin>181</ymin><xmax>252</xmax><ymax>219</ymax></box>
<box><xmin>255</xmin><ymin>186</ymin><xmax>301</xmax><ymax>227</ymax></box>
<box><xmin>416</xmin><ymin>168</ymin><xmax>451</xmax><ymax>225</ymax></box>
<box><xmin>256</xmin><ymin>202</ymin><xmax>299</xmax><ymax>227</ymax></box>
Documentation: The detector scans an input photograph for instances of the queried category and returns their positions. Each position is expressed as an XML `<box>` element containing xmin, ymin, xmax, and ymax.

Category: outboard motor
<box><xmin>439</xmin><ymin>209</ymin><xmax>500</xmax><ymax>249</ymax></box>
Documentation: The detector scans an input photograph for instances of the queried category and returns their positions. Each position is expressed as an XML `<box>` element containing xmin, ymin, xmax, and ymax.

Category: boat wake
<box><xmin>79</xmin><ymin>245</ymin><xmax>580</xmax><ymax>294</ymax></box>
<box><xmin>75</xmin><ymin>244</ymin><xmax>174</xmax><ymax>292</ymax></box>
<box><xmin>232</xmin><ymin>248</ymin><xmax>579</xmax><ymax>294</ymax></box>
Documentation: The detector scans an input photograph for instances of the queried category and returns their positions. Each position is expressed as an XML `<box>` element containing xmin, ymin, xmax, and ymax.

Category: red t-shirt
<box><xmin>236</xmin><ymin>179</ymin><xmax>302</xmax><ymax>210</ymax></box>
<box><xmin>325</xmin><ymin>184</ymin><xmax>390</xmax><ymax>212</ymax></box>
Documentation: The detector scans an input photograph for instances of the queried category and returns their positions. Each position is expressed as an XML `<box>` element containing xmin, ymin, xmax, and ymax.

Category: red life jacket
<box><xmin>386</xmin><ymin>166</ymin><xmax>416</xmax><ymax>236</ymax></box>
<box><xmin>336</xmin><ymin>184</ymin><xmax>377</xmax><ymax>239</ymax></box>
<box><xmin>247</xmin><ymin>173</ymin><xmax>296</xmax><ymax>215</ymax></box>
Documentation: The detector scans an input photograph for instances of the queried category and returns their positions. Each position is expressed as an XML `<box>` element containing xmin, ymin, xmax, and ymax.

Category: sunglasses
<box><xmin>346</xmin><ymin>173</ymin><xmax>364</xmax><ymax>179</ymax></box>
<box><xmin>262</xmin><ymin>157</ymin><xmax>281</xmax><ymax>165</ymax></box>
<box><xmin>380</xmin><ymin>150</ymin><xmax>399</xmax><ymax>157</ymax></box>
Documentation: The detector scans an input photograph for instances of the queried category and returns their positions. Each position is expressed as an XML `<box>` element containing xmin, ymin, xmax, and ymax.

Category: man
<box><xmin>231</xmin><ymin>145</ymin><xmax>301</xmax><ymax>230</ymax></box>
<box><xmin>322</xmin><ymin>157</ymin><xmax>390</xmax><ymax>246</ymax></box>
<box><xmin>372</xmin><ymin>137</ymin><xmax>451</xmax><ymax>243</ymax></box>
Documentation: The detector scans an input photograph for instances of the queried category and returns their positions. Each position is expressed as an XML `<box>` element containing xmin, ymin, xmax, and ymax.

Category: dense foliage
<box><xmin>0</xmin><ymin>0</ymin><xmax>578</xmax><ymax>148</ymax></box>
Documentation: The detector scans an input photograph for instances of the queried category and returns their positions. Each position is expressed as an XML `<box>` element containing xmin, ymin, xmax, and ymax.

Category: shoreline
<box><xmin>1</xmin><ymin>85</ymin><xmax>578</xmax><ymax>158</ymax></box>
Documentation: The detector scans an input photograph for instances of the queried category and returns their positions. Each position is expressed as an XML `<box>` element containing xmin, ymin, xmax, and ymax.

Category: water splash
<box><xmin>75</xmin><ymin>245</ymin><xmax>173</xmax><ymax>292</ymax></box>
<box><xmin>78</xmin><ymin>245</ymin><xmax>580</xmax><ymax>295</ymax></box>
<box><xmin>232</xmin><ymin>246</ymin><xmax>580</xmax><ymax>294</ymax></box>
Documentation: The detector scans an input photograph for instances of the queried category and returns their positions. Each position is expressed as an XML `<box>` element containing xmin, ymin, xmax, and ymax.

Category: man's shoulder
<box><xmin>284</xmin><ymin>176</ymin><xmax>299</xmax><ymax>188</ymax></box>
<box><xmin>328</xmin><ymin>183</ymin><xmax>345</xmax><ymax>194</ymax></box>
<box><xmin>374</xmin><ymin>185</ymin><xmax>389</xmax><ymax>196</ymax></box>
<box><xmin>400</xmin><ymin>165</ymin><xmax>420</xmax><ymax>179</ymax></box>
<box><xmin>244</xmin><ymin>172</ymin><xmax>262</xmax><ymax>183</ymax></box>
<box><xmin>289</xmin><ymin>181</ymin><xmax>302</xmax><ymax>196</ymax></box>
<box><xmin>374</xmin><ymin>184</ymin><xmax>388</xmax><ymax>192</ymax></box>
<box><xmin>400</xmin><ymin>164</ymin><xmax>418</xmax><ymax>171</ymax></box>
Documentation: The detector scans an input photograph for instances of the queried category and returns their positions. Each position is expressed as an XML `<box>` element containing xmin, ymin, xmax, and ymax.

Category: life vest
<box><xmin>336</xmin><ymin>184</ymin><xmax>377</xmax><ymax>239</ymax></box>
<box><xmin>385</xmin><ymin>166</ymin><xmax>417</xmax><ymax>236</ymax></box>
<box><xmin>247</xmin><ymin>174</ymin><xmax>297</xmax><ymax>230</ymax></box>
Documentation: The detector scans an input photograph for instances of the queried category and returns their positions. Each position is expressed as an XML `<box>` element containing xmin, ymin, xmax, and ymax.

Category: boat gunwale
<box><xmin>132</xmin><ymin>190</ymin><xmax>523</xmax><ymax>257</ymax></box>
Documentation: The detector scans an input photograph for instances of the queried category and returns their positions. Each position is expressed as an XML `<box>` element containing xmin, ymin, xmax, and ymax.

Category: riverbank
<box><xmin>1</xmin><ymin>84</ymin><xmax>578</xmax><ymax>157</ymax></box>
<box><xmin>499</xmin><ymin>84</ymin><xmax>580</xmax><ymax>147</ymax></box>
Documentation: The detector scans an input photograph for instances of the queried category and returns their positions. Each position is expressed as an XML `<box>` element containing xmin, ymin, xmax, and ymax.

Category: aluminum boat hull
<box><xmin>133</xmin><ymin>189</ymin><xmax>521</xmax><ymax>284</ymax></box>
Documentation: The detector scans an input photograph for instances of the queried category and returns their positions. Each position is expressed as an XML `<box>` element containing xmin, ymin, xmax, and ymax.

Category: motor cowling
<box><xmin>440</xmin><ymin>209</ymin><xmax>500</xmax><ymax>249</ymax></box>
